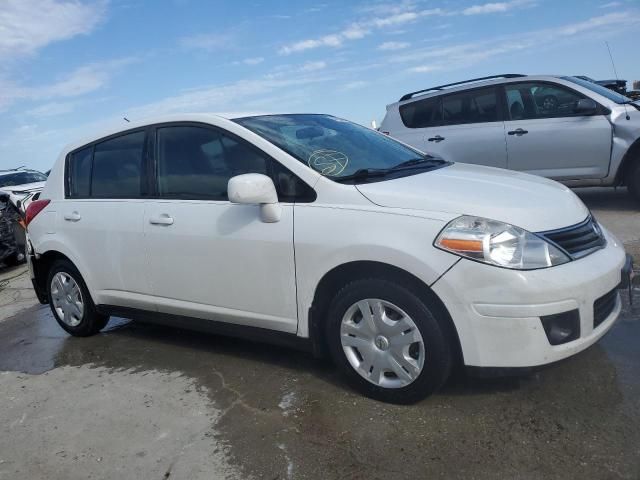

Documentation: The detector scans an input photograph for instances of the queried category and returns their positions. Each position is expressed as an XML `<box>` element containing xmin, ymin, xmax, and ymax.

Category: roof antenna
<box><xmin>123</xmin><ymin>117</ymin><xmax>130</xmax><ymax>123</ymax></box>
<box><xmin>606</xmin><ymin>41</ymin><xmax>630</xmax><ymax>120</ymax></box>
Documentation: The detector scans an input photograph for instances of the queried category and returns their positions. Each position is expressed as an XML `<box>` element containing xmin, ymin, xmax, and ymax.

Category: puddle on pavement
<box><xmin>0</xmin><ymin>296</ymin><xmax>638</xmax><ymax>479</ymax></box>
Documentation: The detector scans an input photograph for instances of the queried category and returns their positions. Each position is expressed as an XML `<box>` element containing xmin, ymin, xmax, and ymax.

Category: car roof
<box><xmin>395</xmin><ymin>74</ymin><xmax>568</xmax><ymax>106</ymax></box>
<box><xmin>58</xmin><ymin>112</ymin><xmax>266</xmax><ymax>156</ymax></box>
<box><xmin>58</xmin><ymin>112</ymin><xmax>336</xmax><ymax>156</ymax></box>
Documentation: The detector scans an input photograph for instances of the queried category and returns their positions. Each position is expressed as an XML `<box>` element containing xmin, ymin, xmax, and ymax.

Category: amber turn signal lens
<box><xmin>438</xmin><ymin>238</ymin><xmax>482</xmax><ymax>252</ymax></box>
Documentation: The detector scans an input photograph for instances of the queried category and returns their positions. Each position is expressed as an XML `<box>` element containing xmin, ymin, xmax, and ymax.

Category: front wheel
<box><xmin>47</xmin><ymin>259</ymin><xmax>109</xmax><ymax>336</ymax></box>
<box><xmin>325</xmin><ymin>279</ymin><xmax>453</xmax><ymax>404</ymax></box>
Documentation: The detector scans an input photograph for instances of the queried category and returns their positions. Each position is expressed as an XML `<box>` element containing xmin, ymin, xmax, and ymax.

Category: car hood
<box><xmin>0</xmin><ymin>181</ymin><xmax>45</xmax><ymax>194</ymax></box>
<box><xmin>355</xmin><ymin>163</ymin><xmax>589</xmax><ymax>232</ymax></box>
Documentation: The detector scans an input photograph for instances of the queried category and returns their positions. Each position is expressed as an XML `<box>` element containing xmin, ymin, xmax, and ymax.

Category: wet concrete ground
<box><xmin>0</xmin><ymin>188</ymin><xmax>639</xmax><ymax>479</ymax></box>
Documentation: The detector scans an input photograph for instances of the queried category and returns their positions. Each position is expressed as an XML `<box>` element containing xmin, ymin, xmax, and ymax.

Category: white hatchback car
<box><xmin>26</xmin><ymin>113</ymin><xmax>631</xmax><ymax>403</ymax></box>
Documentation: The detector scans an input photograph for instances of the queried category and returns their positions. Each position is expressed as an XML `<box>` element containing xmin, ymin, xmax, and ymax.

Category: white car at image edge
<box><xmin>25</xmin><ymin>113</ymin><xmax>632</xmax><ymax>403</ymax></box>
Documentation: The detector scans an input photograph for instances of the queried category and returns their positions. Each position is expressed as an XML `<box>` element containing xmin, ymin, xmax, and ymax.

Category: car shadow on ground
<box><xmin>52</xmin><ymin>313</ymin><xmax>558</xmax><ymax>399</ymax></box>
<box><xmin>574</xmin><ymin>186</ymin><xmax>638</xmax><ymax>212</ymax></box>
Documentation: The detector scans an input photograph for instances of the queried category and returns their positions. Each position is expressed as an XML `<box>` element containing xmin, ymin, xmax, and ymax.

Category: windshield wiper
<box><xmin>333</xmin><ymin>168</ymin><xmax>393</xmax><ymax>183</ymax></box>
<box><xmin>390</xmin><ymin>157</ymin><xmax>445</xmax><ymax>171</ymax></box>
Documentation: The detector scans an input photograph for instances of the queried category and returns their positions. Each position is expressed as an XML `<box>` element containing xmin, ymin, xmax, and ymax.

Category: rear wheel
<box><xmin>325</xmin><ymin>278</ymin><xmax>453</xmax><ymax>404</ymax></box>
<box><xmin>627</xmin><ymin>160</ymin><xmax>640</xmax><ymax>202</ymax></box>
<box><xmin>47</xmin><ymin>260</ymin><xmax>109</xmax><ymax>336</ymax></box>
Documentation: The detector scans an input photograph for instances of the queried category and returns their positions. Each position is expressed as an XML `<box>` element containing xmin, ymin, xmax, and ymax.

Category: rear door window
<box><xmin>91</xmin><ymin>131</ymin><xmax>145</xmax><ymax>197</ymax></box>
<box><xmin>399</xmin><ymin>96</ymin><xmax>441</xmax><ymax>128</ymax></box>
<box><xmin>442</xmin><ymin>87</ymin><xmax>499</xmax><ymax>125</ymax></box>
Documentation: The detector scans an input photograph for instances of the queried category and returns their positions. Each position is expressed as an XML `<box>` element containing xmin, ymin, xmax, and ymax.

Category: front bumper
<box><xmin>432</xmin><ymin>228</ymin><xmax>627</xmax><ymax>368</ymax></box>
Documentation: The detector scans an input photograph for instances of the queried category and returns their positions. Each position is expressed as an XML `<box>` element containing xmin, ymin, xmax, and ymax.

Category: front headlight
<box><xmin>435</xmin><ymin>216</ymin><xmax>570</xmax><ymax>270</ymax></box>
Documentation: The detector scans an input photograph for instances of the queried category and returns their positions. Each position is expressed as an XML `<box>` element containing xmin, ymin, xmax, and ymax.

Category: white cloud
<box><xmin>408</xmin><ymin>65</ymin><xmax>443</xmax><ymax>73</ymax></box>
<box><xmin>0</xmin><ymin>58</ymin><xmax>136</xmax><ymax>110</ymax></box>
<box><xmin>378</xmin><ymin>41</ymin><xmax>411</xmax><ymax>51</ymax></box>
<box><xmin>401</xmin><ymin>11</ymin><xmax>640</xmax><ymax>74</ymax></box>
<box><xmin>124</xmin><ymin>73</ymin><xmax>334</xmax><ymax>120</ymax></box>
<box><xmin>0</xmin><ymin>0</ymin><xmax>106</xmax><ymax>60</ymax></box>
<box><xmin>278</xmin><ymin>7</ymin><xmax>443</xmax><ymax>54</ymax></box>
<box><xmin>25</xmin><ymin>102</ymin><xmax>75</xmax><ymax>118</ymax></box>
<box><xmin>179</xmin><ymin>33</ymin><xmax>232</xmax><ymax>51</ymax></box>
<box><xmin>299</xmin><ymin>61</ymin><xmax>327</xmax><ymax>72</ymax></box>
<box><xmin>342</xmin><ymin>80</ymin><xmax>369</xmax><ymax>90</ymax></box>
<box><xmin>242</xmin><ymin>57</ymin><xmax>265</xmax><ymax>65</ymax></box>
<box><xmin>599</xmin><ymin>1</ymin><xmax>622</xmax><ymax>7</ymax></box>
<box><xmin>462</xmin><ymin>1</ymin><xmax>534</xmax><ymax>16</ymax></box>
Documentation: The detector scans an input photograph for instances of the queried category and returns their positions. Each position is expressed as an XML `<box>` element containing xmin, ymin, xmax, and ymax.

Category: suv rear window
<box><xmin>399</xmin><ymin>96</ymin><xmax>441</xmax><ymax>129</ymax></box>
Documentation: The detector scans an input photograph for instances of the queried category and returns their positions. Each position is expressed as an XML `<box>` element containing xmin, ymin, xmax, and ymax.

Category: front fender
<box><xmin>293</xmin><ymin>205</ymin><xmax>458</xmax><ymax>337</ymax></box>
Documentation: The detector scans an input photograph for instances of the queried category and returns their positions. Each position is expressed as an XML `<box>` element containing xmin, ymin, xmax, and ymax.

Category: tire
<box><xmin>47</xmin><ymin>259</ymin><xmax>109</xmax><ymax>337</ymax></box>
<box><xmin>3</xmin><ymin>252</ymin><xmax>23</xmax><ymax>267</ymax></box>
<box><xmin>627</xmin><ymin>160</ymin><xmax>640</xmax><ymax>203</ymax></box>
<box><xmin>325</xmin><ymin>278</ymin><xmax>453</xmax><ymax>404</ymax></box>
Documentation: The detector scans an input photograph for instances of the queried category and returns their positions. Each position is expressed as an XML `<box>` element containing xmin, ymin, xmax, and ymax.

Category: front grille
<box><xmin>593</xmin><ymin>288</ymin><xmax>618</xmax><ymax>328</ymax></box>
<box><xmin>539</xmin><ymin>216</ymin><xmax>605</xmax><ymax>259</ymax></box>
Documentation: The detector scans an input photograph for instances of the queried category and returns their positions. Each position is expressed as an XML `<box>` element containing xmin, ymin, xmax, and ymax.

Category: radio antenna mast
<box><xmin>606</xmin><ymin>41</ymin><xmax>630</xmax><ymax>120</ymax></box>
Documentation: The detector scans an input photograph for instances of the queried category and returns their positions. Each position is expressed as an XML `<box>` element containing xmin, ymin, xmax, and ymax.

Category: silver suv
<box><xmin>380</xmin><ymin>74</ymin><xmax>640</xmax><ymax>201</ymax></box>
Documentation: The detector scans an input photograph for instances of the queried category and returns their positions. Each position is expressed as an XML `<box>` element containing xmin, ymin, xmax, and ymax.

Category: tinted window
<box><xmin>157</xmin><ymin>126</ymin><xmax>268</xmax><ymax>200</ymax></box>
<box><xmin>442</xmin><ymin>88</ymin><xmax>499</xmax><ymax>125</ymax></box>
<box><xmin>68</xmin><ymin>146</ymin><xmax>92</xmax><ymax>197</ymax></box>
<box><xmin>399</xmin><ymin>97</ymin><xmax>441</xmax><ymax>128</ymax></box>
<box><xmin>92</xmin><ymin>131</ymin><xmax>145</xmax><ymax>197</ymax></box>
<box><xmin>270</xmin><ymin>159</ymin><xmax>316</xmax><ymax>202</ymax></box>
<box><xmin>505</xmin><ymin>82</ymin><xmax>586</xmax><ymax>120</ymax></box>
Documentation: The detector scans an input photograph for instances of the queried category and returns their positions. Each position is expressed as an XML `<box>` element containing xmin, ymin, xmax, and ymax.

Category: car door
<box><xmin>427</xmin><ymin>86</ymin><xmax>508</xmax><ymax>168</ymax></box>
<box><xmin>503</xmin><ymin>81</ymin><xmax>613</xmax><ymax>180</ymax></box>
<box><xmin>61</xmin><ymin>130</ymin><xmax>151</xmax><ymax>310</ymax></box>
<box><xmin>143</xmin><ymin>123</ymin><xmax>298</xmax><ymax>333</ymax></box>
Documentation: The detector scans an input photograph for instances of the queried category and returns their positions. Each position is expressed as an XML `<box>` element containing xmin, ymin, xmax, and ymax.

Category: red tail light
<box><xmin>25</xmin><ymin>199</ymin><xmax>51</xmax><ymax>227</ymax></box>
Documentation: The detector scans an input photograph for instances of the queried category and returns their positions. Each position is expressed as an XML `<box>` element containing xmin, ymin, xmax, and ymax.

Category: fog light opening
<box><xmin>540</xmin><ymin>310</ymin><xmax>580</xmax><ymax>346</ymax></box>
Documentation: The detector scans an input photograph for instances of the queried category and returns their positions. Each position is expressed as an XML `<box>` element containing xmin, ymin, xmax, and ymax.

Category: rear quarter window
<box><xmin>399</xmin><ymin>96</ymin><xmax>441</xmax><ymax>129</ymax></box>
<box><xmin>68</xmin><ymin>146</ymin><xmax>92</xmax><ymax>197</ymax></box>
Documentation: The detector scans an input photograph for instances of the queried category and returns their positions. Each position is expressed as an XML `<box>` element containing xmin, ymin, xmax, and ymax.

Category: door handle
<box><xmin>149</xmin><ymin>214</ymin><xmax>174</xmax><ymax>226</ymax></box>
<box><xmin>64</xmin><ymin>212</ymin><xmax>81</xmax><ymax>222</ymax></box>
<box><xmin>427</xmin><ymin>135</ymin><xmax>445</xmax><ymax>143</ymax></box>
<box><xmin>507</xmin><ymin>128</ymin><xmax>528</xmax><ymax>136</ymax></box>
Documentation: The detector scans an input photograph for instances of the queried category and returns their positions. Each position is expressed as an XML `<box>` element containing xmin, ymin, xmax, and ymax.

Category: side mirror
<box><xmin>574</xmin><ymin>98</ymin><xmax>598</xmax><ymax>115</ymax></box>
<box><xmin>228</xmin><ymin>173</ymin><xmax>281</xmax><ymax>223</ymax></box>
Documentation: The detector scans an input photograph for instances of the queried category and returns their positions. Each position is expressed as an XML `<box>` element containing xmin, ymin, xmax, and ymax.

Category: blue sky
<box><xmin>1</xmin><ymin>0</ymin><xmax>639</xmax><ymax>171</ymax></box>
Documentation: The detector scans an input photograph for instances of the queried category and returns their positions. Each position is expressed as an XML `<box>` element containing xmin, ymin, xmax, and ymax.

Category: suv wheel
<box><xmin>627</xmin><ymin>160</ymin><xmax>640</xmax><ymax>202</ymax></box>
<box><xmin>47</xmin><ymin>259</ymin><xmax>109</xmax><ymax>337</ymax></box>
<box><xmin>325</xmin><ymin>278</ymin><xmax>452</xmax><ymax>404</ymax></box>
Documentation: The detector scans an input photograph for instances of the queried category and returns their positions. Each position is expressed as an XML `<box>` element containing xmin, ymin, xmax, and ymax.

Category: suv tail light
<box><xmin>25</xmin><ymin>199</ymin><xmax>51</xmax><ymax>227</ymax></box>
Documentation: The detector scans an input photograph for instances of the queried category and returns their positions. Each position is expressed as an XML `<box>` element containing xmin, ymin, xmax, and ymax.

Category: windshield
<box><xmin>563</xmin><ymin>76</ymin><xmax>632</xmax><ymax>104</ymax></box>
<box><xmin>0</xmin><ymin>171</ymin><xmax>47</xmax><ymax>188</ymax></box>
<box><xmin>234</xmin><ymin>114</ymin><xmax>446</xmax><ymax>182</ymax></box>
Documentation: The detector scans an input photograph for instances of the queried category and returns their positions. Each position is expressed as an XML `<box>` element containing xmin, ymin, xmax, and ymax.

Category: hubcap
<box><xmin>50</xmin><ymin>272</ymin><xmax>84</xmax><ymax>327</ymax></box>
<box><xmin>340</xmin><ymin>299</ymin><xmax>425</xmax><ymax>389</ymax></box>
